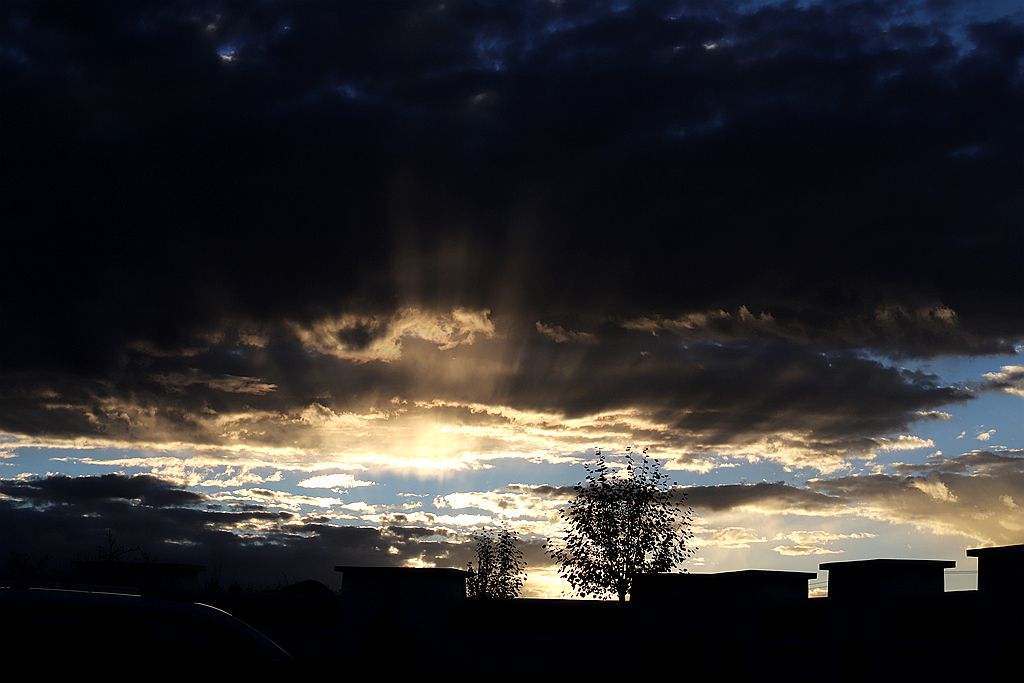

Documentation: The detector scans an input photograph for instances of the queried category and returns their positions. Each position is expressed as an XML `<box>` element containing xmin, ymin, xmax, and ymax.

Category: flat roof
<box><xmin>820</xmin><ymin>559</ymin><xmax>955</xmax><ymax>570</ymax></box>
<box><xmin>966</xmin><ymin>543</ymin><xmax>1024</xmax><ymax>557</ymax></box>
<box><xmin>638</xmin><ymin>570</ymin><xmax>817</xmax><ymax>580</ymax></box>
<box><xmin>709</xmin><ymin>569</ymin><xmax>818</xmax><ymax>579</ymax></box>
<box><xmin>334</xmin><ymin>565</ymin><xmax>467</xmax><ymax>577</ymax></box>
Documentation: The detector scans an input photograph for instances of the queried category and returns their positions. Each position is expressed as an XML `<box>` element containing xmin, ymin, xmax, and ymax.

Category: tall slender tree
<box><xmin>546</xmin><ymin>447</ymin><xmax>695</xmax><ymax>601</ymax></box>
<box><xmin>466</xmin><ymin>524</ymin><xmax>527</xmax><ymax>600</ymax></box>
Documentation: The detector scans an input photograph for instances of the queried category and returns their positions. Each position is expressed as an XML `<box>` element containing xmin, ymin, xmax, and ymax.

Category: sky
<box><xmin>1</xmin><ymin>0</ymin><xmax>1023</xmax><ymax>597</ymax></box>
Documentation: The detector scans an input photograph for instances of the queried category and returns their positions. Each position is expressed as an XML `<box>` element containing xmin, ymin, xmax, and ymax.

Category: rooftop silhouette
<box><xmin>5</xmin><ymin>543</ymin><xmax>1024</xmax><ymax>675</ymax></box>
<box><xmin>818</xmin><ymin>558</ymin><xmax>956</xmax><ymax>601</ymax></box>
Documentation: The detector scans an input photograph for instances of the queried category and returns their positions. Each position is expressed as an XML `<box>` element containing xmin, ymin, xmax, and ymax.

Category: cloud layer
<box><xmin>2</xmin><ymin>0</ymin><xmax>1024</xmax><ymax>589</ymax></box>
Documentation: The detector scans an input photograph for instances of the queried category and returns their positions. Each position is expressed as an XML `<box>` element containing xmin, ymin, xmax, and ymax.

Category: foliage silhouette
<box><xmin>546</xmin><ymin>447</ymin><xmax>695</xmax><ymax>601</ymax></box>
<box><xmin>466</xmin><ymin>525</ymin><xmax>527</xmax><ymax>600</ymax></box>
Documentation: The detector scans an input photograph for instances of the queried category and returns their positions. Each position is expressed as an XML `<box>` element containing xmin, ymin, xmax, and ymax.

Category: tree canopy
<box><xmin>466</xmin><ymin>525</ymin><xmax>527</xmax><ymax>600</ymax></box>
<box><xmin>546</xmin><ymin>447</ymin><xmax>695</xmax><ymax>601</ymax></box>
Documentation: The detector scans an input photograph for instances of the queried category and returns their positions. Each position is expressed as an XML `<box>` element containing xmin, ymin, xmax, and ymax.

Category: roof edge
<box><xmin>820</xmin><ymin>559</ymin><xmax>955</xmax><ymax>570</ymax></box>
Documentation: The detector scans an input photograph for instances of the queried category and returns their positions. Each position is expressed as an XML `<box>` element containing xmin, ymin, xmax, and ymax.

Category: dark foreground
<box><xmin>1</xmin><ymin>578</ymin><xmax>1015</xmax><ymax>679</ymax></box>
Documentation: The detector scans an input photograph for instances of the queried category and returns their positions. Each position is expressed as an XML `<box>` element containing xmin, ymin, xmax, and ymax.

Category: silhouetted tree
<box><xmin>466</xmin><ymin>525</ymin><xmax>527</xmax><ymax>599</ymax></box>
<box><xmin>546</xmin><ymin>447</ymin><xmax>695</xmax><ymax>601</ymax></box>
<box><xmin>96</xmin><ymin>529</ymin><xmax>139</xmax><ymax>561</ymax></box>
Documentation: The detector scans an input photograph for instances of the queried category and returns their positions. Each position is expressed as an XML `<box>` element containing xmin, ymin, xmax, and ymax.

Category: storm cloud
<box><xmin>3</xmin><ymin>0</ymin><xmax>1023</xmax><ymax>370</ymax></box>
<box><xmin>2</xmin><ymin>1</ymin><xmax>1024</xmax><ymax>588</ymax></box>
<box><xmin>0</xmin><ymin>473</ymin><xmax>472</xmax><ymax>587</ymax></box>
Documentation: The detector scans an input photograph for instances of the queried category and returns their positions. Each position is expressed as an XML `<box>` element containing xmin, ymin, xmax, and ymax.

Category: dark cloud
<box><xmin>804</xmin><ymin>449</ymin><xmax>1024</xmax><ymax>544</ymax></box>
<box><xmin>554</xmin><ymin>453</ymin><xmax>1024</xmax><ymax>545</ymax></box>
<box><xmin>2</xmin><ymin>0</ymin><xmax>1023</xmax><ymax>379</ymax></box>
<box><xmin>891</xmin><ymin>447</ymin><xmax>1024</xmax><ymax>475</ymax></box>
<box><xmin>504</xmin><ymin>479</ymin><xmax>842</xmax><ymax>514</ymax></box>
<box><xmin>0</xmin><ymin>333</ymin><xmax>969</xmax><ymax>465</ymax></box>
<box><xmin>622</xmin><ymin>304</ymin><xmax>1011</xmax><ymax>358</ymax></box>
<box><xmin>0</xmin><ymin>473</ymin><xmax>470</xmax><ymax>586</ymax></box>
<box><xmin>505</xmin><ymin>483</ymin><xmax>575</xmax><ymax>498</ymax></box>
<box><xmin>0</xmin><ymin>473</ymin><xmax>205</xmax><ymax>507</ymax></box>
<box><xmin>979</xmin><ymin>365</ymin><xmax>1024</xmax><ymax>397</ymax></box>
<box><xmin>445</xmin><ymin>455</ymin><xmax>1024</xmax><ymax>551</ymax></box>
<box><xmin>679</xmin><ymin>481</ymin><xmax>841</xmax><ymax>513</ymax></box>
<box><xmin>0</xmin><ymin>1</ymin><xmax>1022</xmax><ymax>478</ymax></box>
<box><xmin>499</xmin><ymin>337</ymin><xmax>968</xmax><ymax>446</ymax></box>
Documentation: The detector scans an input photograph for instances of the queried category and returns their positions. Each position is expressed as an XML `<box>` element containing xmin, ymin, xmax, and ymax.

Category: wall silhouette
<box><xmin>3</xmin><ymin>543</ymin><xmax>1022</xmax><ymax>676</ymax></box>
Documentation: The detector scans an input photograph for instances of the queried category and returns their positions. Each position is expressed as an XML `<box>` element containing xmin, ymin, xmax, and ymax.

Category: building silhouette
<box><xmin>967</xmin><ymin>543</ymin><xmax>1024</xmax><ymax>603</ymax></box>
<box><xmin>818</xmin><ymin>558</ymin><xmax>954</xmax><ymax>602</ymax></box>
<box><xmin>5</xmin><ymin>543</ymin><xmax>1023</xmax><ymax>675</ymax></box>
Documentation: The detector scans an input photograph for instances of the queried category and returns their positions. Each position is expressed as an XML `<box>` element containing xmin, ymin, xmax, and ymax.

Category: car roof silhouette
<box><xmin>0</xmin><ymin>584</ymin><xmax>295</xmax><ymax>668</ymax></box>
